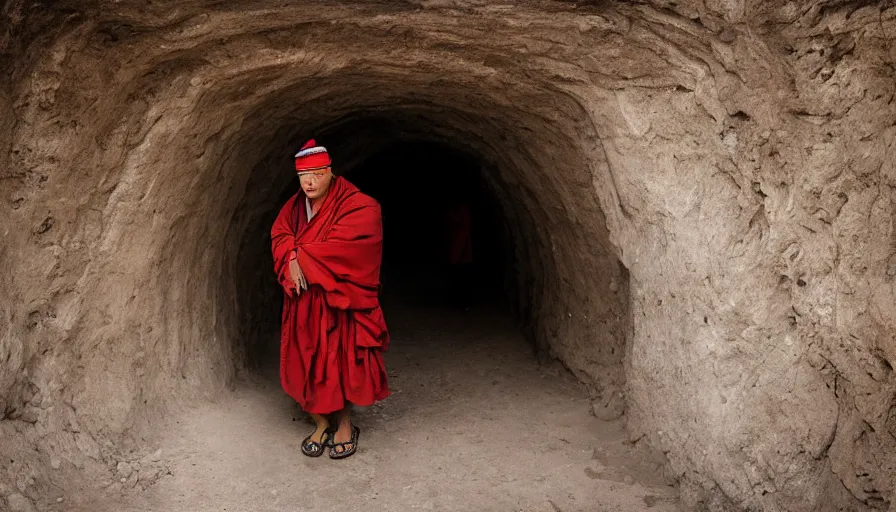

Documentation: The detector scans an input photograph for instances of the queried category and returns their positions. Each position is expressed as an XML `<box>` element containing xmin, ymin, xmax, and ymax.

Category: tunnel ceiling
<box><xmin>2</xmin><ymin>1</ymin><xmax>896</xmax><ymax>511</ymax></box>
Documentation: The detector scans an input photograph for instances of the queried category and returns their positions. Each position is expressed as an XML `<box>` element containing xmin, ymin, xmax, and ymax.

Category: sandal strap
<box><xmin>329</xmin><ymin>426</ymin><xmax>360</xmax><ymax>458</ymax></box>
<box><xmin>302</xmin><ymin>429</ymin><xmax>333</xmax><ymax>453</ymax></box>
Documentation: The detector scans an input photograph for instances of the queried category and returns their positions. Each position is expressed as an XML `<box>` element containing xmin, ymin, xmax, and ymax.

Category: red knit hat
<box><xmin>294</xmin><ymin>139</ymin><xmax>331</xmax><ymax>172</ymax></box>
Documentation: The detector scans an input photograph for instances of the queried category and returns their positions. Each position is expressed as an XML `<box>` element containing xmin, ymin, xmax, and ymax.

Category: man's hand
<box><xmin>289</xmin><ymin>257</ymin><xmax>307</xmax><ymax>294</ymax></box>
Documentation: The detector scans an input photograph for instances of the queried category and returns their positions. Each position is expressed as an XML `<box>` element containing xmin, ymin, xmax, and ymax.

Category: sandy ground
<box><xmin>102</xmin><ymin>290</ymin><xmax>680</xmax><ymax>512</ymax></box>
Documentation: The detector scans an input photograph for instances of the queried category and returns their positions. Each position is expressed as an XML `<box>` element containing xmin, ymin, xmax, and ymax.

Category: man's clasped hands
<box><xmin>288</xmin><ymin>252</ymin><xmax>308</xmax><ymax>296</ymax></box>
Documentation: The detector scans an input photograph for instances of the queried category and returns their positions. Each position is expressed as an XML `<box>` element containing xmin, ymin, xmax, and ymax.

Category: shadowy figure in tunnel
<box><xmin>442</xmin><ymin>199</ymin><xmax>473</xmax><ymax>310</ymax></box>
<box><xmin>271</xmin><ymin>139</ymin><xmax>390</xmax><ymax>460</ymax></box>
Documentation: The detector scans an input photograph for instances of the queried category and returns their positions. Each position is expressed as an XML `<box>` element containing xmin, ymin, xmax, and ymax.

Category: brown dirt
<box><xmin>105</xmin><ymin>300</ymin><xmax>679</xmax><ymax>512</ymax></box>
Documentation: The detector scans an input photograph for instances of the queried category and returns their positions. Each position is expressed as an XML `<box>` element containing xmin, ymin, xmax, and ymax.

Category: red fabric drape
<box><xmin>271</xmin><ymin>177</ymin><xmax>390</xmax><ymax>414</ymax></box>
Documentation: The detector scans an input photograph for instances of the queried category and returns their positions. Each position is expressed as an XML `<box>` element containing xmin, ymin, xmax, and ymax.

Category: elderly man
<box><xmin>271</xmin><ymin>139</ymin><xmax>390</xmax><ymax>459</ymax></box>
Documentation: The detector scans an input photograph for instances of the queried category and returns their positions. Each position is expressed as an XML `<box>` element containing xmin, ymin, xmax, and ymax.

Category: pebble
<box><xmin>623</xmin><ymin>475</ymin><xmax>635</xmax><ymax>485</ymax></box>
<box><xmin>117</xmin><ymin>461</ymin><xmax>133</xmax><ymax>478</ymax></box>
<box><xmin>5</xmin><ymin>493</ymin><xmax>37</xmax><ymax>512</ymax></box>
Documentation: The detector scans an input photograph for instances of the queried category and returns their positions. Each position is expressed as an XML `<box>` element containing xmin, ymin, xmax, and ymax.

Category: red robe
<box><xmin>271</xmin><ymin>177</ymin><xmax>390</xmax><ymax>414</ymax></box>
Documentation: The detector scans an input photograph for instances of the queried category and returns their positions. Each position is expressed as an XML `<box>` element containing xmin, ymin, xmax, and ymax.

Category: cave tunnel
<box><xmin>228</xmin><ymin>105</ymin><xmax>625</xmax><ymax>388</ymax></box>
<box><xmin>2</xmin><ymin>1</ymin><xmax>895</xmax><ymax>511</ymax></box>
<box><xmin>236</xmin><ymin>132</ymin><xmax>517</xmax><ymax>373</ymax></box>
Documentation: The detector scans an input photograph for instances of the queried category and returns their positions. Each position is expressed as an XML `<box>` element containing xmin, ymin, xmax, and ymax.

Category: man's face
<box><xmin>299</xmin><ymin>169</ymin><xmax>334</xmax><ymax>200</ymax></box>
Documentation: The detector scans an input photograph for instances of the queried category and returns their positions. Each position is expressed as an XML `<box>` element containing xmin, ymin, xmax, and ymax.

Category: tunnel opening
<box><xmin>236</xmin><ymin>135</ymin><xmax>516</xmax><ymax>373</ymax></box>
<box><xmin>225</xmin><ymin>101</ymin><xmax>632</xmax><ymax>412</ymax></box>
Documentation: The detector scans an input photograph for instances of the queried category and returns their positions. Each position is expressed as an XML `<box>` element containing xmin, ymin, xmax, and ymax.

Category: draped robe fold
<box><xmin>271</xmin><ymin>177</ymin><xmax>390</xmax><ymax>414</ymax></box>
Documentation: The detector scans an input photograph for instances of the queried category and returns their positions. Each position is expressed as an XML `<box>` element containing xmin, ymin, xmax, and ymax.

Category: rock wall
<box><xmin>607</xmin><ymin>4</ymin><xmax>896</xmax><ymax>509</ymax></box>
<box><xmin>0</xmin><ymin>1</ymin><xmax>893</xmax><ymax>510</ymax></box>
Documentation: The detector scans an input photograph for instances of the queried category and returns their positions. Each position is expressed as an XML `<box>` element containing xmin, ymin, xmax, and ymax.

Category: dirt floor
<box><xmin>94</xmin><ymin>287</ymin><xmax>680</xmax><ymax>512</ymax></box>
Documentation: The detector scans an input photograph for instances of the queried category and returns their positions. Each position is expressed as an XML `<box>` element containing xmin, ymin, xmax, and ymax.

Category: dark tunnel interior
<box><xmin>239</xmin><ymin>138</ymin><xmax>515</xmax><ymax>372</ymax></box>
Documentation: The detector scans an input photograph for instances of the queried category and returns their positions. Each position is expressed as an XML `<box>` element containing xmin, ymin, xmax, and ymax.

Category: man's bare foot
<box><xmin>309</xmin><ymin>423</ymin><xmax>330</xmax><ymax>444</ymax></box>
<box><xmin>330</xmin><ymin>408</ymin><xmax>358</xmax><ymax>458</ymax></box>
<box><xmin>301</xmin><ymin>413</ymin><xmax>331</xmax><ymax>457</ymax></box>
<box><xmin>309</xmin><ymin>413</ymin><xmax>330</xmax><ymax>442</ymax></box>
<box><xmin>332</xmin><ymin>423</ymin><xmax>354</xmax><ymax>451</ymax></box>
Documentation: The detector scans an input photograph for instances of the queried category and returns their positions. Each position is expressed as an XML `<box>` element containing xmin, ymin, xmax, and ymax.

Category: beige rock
<box><xmin>5</xmin><ymin>493</ymin><xmax>36</xmax><ymax>512</ymax></box>
<box><xmin>116</xmin><ymin>462</ymin><xmax>133</xmax><ymax>479</ymax></box>
<box><xmin>592</xmin><ymin>391</ymin><xmax>625</xmax><ymax>421</ymax></box>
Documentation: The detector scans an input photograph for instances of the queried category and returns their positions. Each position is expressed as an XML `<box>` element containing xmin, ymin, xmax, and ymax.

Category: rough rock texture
<box><xmin>1</xmin><ymin>1</ymin><xmax>894</xmax><ymax>510</ymax></box>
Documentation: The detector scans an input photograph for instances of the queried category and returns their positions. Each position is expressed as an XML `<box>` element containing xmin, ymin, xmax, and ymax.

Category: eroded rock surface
<box><xmin>1</xmin><ymin>1</ymin><xmax>894</xmax><ymax>510</ymax></box>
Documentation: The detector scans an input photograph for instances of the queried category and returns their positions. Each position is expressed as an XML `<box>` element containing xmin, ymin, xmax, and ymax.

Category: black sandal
<box><xmin>329</xmin><ymin>426</ymin><xmax>360</xmax><ymax>460</ymax></box>
<box><xmin>301</xmin><ymin>428</ymin><xmax>333</xmax><ymax>457</ymax></box>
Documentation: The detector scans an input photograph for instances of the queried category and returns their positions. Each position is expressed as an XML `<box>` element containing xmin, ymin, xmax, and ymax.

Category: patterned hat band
<box><xmin>297</xmin><ymin>166</ymin><xmax>331</xmax><ymax>175</ymax></box>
